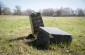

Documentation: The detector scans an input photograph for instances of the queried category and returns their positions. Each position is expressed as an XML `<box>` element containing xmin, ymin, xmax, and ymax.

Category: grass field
<box><xmin>0</xmin><ymin>15</ymin><xmax>85</xmax><ymax>55</ymax></box>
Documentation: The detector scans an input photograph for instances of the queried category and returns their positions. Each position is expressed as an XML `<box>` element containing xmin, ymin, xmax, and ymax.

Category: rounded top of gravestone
<box><xmin>30</xmin><ymin>12</ymin><xmax>41</xmax><ymax>18</ymax></box>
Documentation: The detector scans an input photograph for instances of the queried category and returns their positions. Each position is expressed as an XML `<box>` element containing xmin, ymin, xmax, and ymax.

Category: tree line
<box><xmin>0</xmin><ymin>2</ymin><xmax>85</xmax><ymax>16</ymax></box>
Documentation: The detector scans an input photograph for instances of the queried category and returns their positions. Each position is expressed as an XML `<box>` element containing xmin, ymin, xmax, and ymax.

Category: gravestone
<box><xmin>29</xmin><ymin>12</ymin><xmax>72</xmax><ymax>49</ymax></box>
<box><xmin>30</xmin><ymin>13</ymin><xmax>44</xmax><ymax>34</ymax></box>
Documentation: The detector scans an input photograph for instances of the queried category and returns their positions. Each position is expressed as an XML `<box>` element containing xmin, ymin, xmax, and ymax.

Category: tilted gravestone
<box><xmin>29</xmin><ymin>12</ymin><xmax>72</xmax><ymax>49</ymax></box>
<box><xmin>29</xmin><ymin>13</ymin><xmax>44</xmax><ymax>35</ymax></box>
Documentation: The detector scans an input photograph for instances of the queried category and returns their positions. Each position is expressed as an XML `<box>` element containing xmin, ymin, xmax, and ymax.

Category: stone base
<box><xmin>36</xmin><ymin>27</ymin><xmax>72</xmax><ymax>49</ymax></box>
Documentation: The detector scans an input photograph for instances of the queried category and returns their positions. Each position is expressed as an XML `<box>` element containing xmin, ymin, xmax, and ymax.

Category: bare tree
<box><xmin>76</xmin><ymin>9</ymin><xmax>85</xmax><ymax>16</ymax></box>
<box><xmin>41</xmin><ymin>8</ymin><xmax>54</xmax><ymax>16</ymax></box>
<box><xmin>0</xmin><ymin>2</ymin><xmax>4</xmax><ymax>15</ymax></box>
<box><xmin>84</xmin><ymin>10</ymin><xmax>85</xmax><ymax>16</ymax></box>
<box><xmin>56</xmin><ymin>9</ymin><xmax>61</xmax><ymax>16</ymax></box>
<box><xmin>53</xmin><ymin>8</ymin><xmax>74</xmax><ymax>16</ymax></box>
<box><xmin>23</xmin><ymin>9</ymin><xmax>35</xmax><ymax>15</ymax></box>
<box><xmin>61</xmin><ymin>8</ymin><xmax>74</xmax><ymax>16</ymax></box>
<box><xmin>13</xmin><ymin>5</ymin><xmax>22</xmax><ymax>15</ymax></box>
<box><xmin>2</xmin><ymin>7</ymin><xmax>12</xmax><ymax>15</ymax></box>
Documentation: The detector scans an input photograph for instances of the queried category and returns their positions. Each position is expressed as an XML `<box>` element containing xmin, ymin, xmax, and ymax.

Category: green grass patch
<box><xmin>0</xmin><ymin>15</ymin><xmax>85</xmax><ymax>55</ymax></box>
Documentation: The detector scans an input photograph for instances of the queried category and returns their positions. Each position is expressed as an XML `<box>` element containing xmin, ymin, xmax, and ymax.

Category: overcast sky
<box><xmin>1</xmin><ymin>0</ymin><xmax>85</xmax><ymax>11</ymax></box>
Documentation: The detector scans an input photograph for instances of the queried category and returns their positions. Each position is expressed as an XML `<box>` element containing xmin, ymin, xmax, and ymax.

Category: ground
<box><xmin>0</xmin><ymin>15</ymin><xmax>85</xmax><ymax>55</ymax></box>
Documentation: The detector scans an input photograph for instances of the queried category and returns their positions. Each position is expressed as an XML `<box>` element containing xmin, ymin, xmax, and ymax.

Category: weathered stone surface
<box><xmin>39</xmin><ymin>27</ymin><xmax>71</xmax><ymax>35</ymax></box>
<box><xmin>37</xmin><ymin>28</ymin><xmax>50</xmax><ymax>49</ymax></box>
<box><xmin>30</xmin><ymin>13</ymin><xmax>44</xmax><ymax>34</ymax></box>
<box><xmin>37</xmin><ymin>27</ymin><xmax>72</xmax><ymax>48</ymax></box>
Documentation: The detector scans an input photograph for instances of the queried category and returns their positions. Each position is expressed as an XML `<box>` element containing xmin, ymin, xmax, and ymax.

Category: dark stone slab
<box><xmin>37</xmin><ymin>28</ymin><xmax>50</xmax><ymax>49</ymax></box>
<box><xmin>36</xmin><ymin>27</ymin><xmax>72</xmax><ymax>48</ymax></box>
<box><xmin>30</xmin><ymin>13</ymin><xmax>44</xmax><ymax>34</ymax></box>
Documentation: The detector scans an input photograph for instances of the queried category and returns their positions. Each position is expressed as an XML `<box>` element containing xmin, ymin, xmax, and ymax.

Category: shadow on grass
<box><xmin>8</xmin><ymin>34</ymin><xmax>72</xmax><ymax>50</ymax></box>
<box><xmin>8</xmin><ymin>34</ymin><xmax>51</xmax><ymax>50</ymax></box>
<box><xmin>8</xmin><ymin>34</ymin><xmax>35</xmax><ymax>42</ymax></box>
<box><xmin>8</xmin><ymin>34</ymin><xmax>46</xmax><ymax>50</ymax></box>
